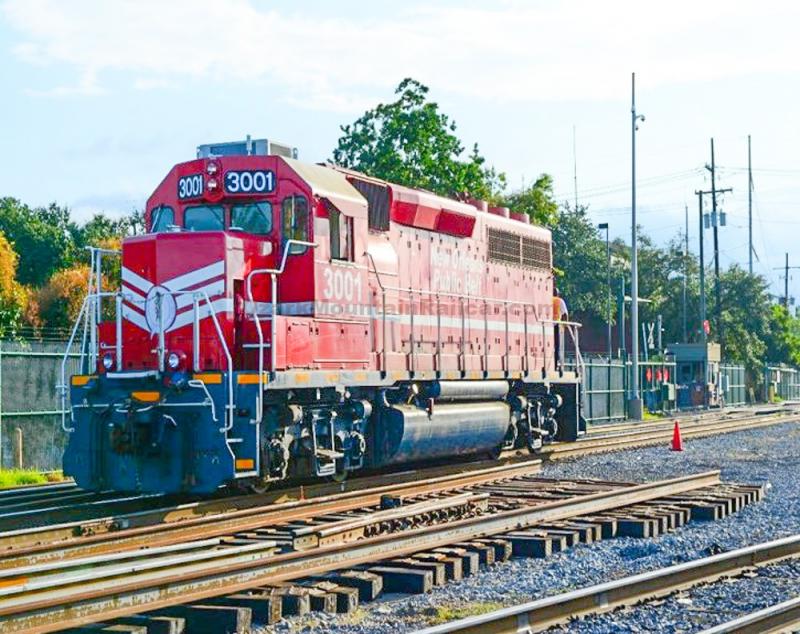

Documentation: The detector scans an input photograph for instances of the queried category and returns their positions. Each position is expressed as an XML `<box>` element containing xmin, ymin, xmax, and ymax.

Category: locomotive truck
<box><xmin>60</xmin><ymin>137</ymin><xmax>585</xmax><ymax>494</ymax></box>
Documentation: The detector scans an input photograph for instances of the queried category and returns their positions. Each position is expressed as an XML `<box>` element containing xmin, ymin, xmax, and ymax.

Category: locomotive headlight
<box><xmin>207</xmin><ymin>178</ymin><xmax>218</xmax><ymax>191</ymax></box>
<box><xmin>167</xmin><ymin>352</ymin><xmax>182</xmax><ymax>370</ymax></box>
<box><xmin>102</xmin><ymin>353</ymin><xmax>114</xmax><ymax>370</ymax></box>
<box><xmin>206</xmin><ymin>160</ymin><xmax>220</xmax><ymax>176</ymax></box>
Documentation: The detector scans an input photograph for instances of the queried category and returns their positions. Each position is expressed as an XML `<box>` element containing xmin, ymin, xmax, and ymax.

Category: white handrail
<box><xmin>245</xmin><ymin>239</ymin><xmax>317</xmax><ymax>425</ymax></box>
<box><xmin>58</xmin><ymin>296</ymin><xmax>91</xmax><ymax>432</ymax></box>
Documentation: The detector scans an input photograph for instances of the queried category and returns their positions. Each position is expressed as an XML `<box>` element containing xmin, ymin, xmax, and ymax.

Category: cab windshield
<box><xmin>184</xmin><ymin>205</ymin><xmax>224</xmax><ymax>231</ymax></box>
<box><xmin>231</xmin><ymin>202</ymin><xmax>272</xmax><ymax>234</ymax></box>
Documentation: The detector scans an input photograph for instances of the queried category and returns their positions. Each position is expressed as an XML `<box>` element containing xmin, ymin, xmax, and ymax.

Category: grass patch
<box><xmin>642</xmin><ymin>410</ymin><xmax>665</xmax><ymax>421</ymax></box>
<box><xmin>425</xmin><ymin>602</ymin><xmax>505</xmax><ymax>625</ymax></box>
<box><xmin>0</xmin><ymin>469</ymin><xmax>50</xmax><ymax>488</ymax></box>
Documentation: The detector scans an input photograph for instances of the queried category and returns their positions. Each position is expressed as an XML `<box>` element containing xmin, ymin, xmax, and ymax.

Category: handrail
<box><xmin>245</xmin><ymin>239</ymin><xmax>317</xmax><ymax>426</ymax></box>
<box><xmin>364</xmin><ymin>251</ymin><xmax>387</xmax><ymax>374</ymax></box>
<box><xmin>58</xmin><ymin>296</ymin><xmax>91</xmax><ymax>432</ymax></box>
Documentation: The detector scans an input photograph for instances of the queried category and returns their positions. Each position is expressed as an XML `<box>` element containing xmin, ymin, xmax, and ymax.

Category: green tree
<box><xmin>551</xmin><ymin>203</ymin><xmax>615</xmax><ymax>322</ymax></box>
<box><xmin>0</xmin><ymin>198</ymin><xmax>77</xmax><ymax>286</ymax></box>
<box><xmin>333</xmin><ymin>78</ymin><xmax>505</xmax><ymax>200</ymax></box>
<box><xmin>717</xmin><ymin>265</ymin><xmax>773</xmax><ymax>386</ymax></box>
<box><xmin>0</xmin><ymin>231</ymin><xmax>35</xmax><ymax>339</ymax></box>
<box><xmin>501</xmin><ymin>174</ymin><xmax>559</xmax><ymax>226</ymax></box>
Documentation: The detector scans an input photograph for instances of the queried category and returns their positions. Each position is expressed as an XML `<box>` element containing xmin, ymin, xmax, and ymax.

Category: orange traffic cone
<box><xmin>670</xmin><ymin>420</ymin><xmax>684</xmax><ymax>452</ymax></box>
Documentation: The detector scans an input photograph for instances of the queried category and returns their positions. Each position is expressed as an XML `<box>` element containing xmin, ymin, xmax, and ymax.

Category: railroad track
<box><xmin>0</xmin><ymin>404</ymin><xmax>794</xmax><ymax>549</ymax></box>
<box><xmin>420</xmin><ymin>533</ymin><xmax>800</xmax><ymax>633</ymax></box>
<box><xmin>0</xmin><ymin>468</ymin><xmax>763</xmax><ymax>633</ymax></box>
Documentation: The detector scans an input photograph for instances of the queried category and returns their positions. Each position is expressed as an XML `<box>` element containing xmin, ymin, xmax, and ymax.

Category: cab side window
<box><xmin>282</xmin><ymin>195</ymin><xmax>309</xmax><ymax>254</ymax></box>
<box><xmin>150</xmin><ymin>206</ymin><xmax>174</xmax><ymax>233</ymax></box>
<box><xmin>329</xmin><ymin>206</ymin><xmax>353</xmax><ymax>261</ymax></box>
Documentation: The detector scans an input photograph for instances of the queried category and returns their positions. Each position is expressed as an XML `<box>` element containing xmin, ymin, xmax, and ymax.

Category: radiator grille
<box><xmin>488</xmin><ymin>227</ymin><xmax>551</xmax><ymax>270</ymax></box>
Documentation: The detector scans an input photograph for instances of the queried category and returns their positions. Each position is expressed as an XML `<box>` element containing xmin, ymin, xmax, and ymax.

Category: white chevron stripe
<box><xmin>174</xmin><ymin>279</ymin><xmax>224</xmax><ymax>309</ymax></box>
<box><xmin>164</xmin><ymin>261</ymin><xmax>225</xmax><ymax>292</ymax></box>
<box><xmin>121</xmin><ymin>267</ymin><xmax>153</xmax><ymax>295</ymax></box>
<box><xmin>121</xmin><ymin>284</ymin><xmax>146</xmax><ymax>307</ymax></box>
<box><xmin>122</xmin><ymin>304</ymin><xmax>148</xmax><ymax>331</ymax></box>
<box><xmin>168</xmin><ymin>297</ymin><xmax>233</xmax><ymax>333</ymax></box>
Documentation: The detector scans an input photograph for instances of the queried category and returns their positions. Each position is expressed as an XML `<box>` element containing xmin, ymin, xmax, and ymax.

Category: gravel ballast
<box><xmin>262</xmin><ymin>420</ymin><xmax>800</xmax><ymax>633</ymax></box>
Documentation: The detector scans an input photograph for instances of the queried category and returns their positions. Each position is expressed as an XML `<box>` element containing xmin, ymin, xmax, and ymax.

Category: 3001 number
<box><xmin>322</xmin><ymin>268</ymin><xmax>363</xmax><ymax>303</ymax></box>
<box><xmin>224</xmin><ymin>170</ymin><xmax>275</xmax><ymax>194</ymax></box>
<box><xmin>177</xmin><ymin>174</ymin><xmax>203</xmax><ymax>199</ymax></box>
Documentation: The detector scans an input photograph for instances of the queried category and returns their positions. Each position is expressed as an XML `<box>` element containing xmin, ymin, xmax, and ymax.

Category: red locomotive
<box><xmin>62</xmin><ymin>138</ymin><xmax>584</xmax><ymax>493</ymax></box>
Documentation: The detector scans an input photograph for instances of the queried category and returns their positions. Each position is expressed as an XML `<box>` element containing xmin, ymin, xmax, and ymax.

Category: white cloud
<box><xmin>3</xmin><ymin>0</ymin><xmax>800</xmax><ymax>110</ymax></box>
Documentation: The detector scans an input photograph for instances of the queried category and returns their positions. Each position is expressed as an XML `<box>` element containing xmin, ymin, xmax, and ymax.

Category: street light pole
<box><xmin>630</xmin><ymin>72</ymin><xmax>645</xmax><ymax>420</ymax></box>
<box><xmin>599</xmin><ymin>222</ymin><xmax>611</xmax><ymax>359</ymax></box>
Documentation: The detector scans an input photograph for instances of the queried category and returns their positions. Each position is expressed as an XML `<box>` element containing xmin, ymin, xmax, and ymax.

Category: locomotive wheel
<box><xmin>330</xmin><ymin>467</ymin><xmax>349</xmax><ymax>484</ymax></box>
<box><xmin>247</xmin><ymin>478</ymin><xmax>272</xmax><ymax>494</ymax></box>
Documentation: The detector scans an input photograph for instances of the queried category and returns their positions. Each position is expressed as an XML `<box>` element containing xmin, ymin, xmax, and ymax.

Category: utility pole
<box><xmin>696</xmin><ymin>191</ymin><xmax>707</xmax><ymax>343</ymax></box>
<box><xmin>774</xmin><ymin>254</ymin><xmax>800</xmax><ymax>309</ymax></box>
<box><xmin>748</xmin><ymin>135</ymin><xmax>753</xmax><ymax>275</ymax></box>
<box><xmin>703</xmin><ymin>139</ymin><xmax>732</xmax><ymax>351</ymax></box>
<box><xmin>683</xmin><ymin>203</ymin><xmax>689</xmax><ymax>343</ymax></box>
<box><xmin>709</xmin><ymin>139</ymin><xmax>722</xmax><ymax>349</ymax></box>
<box><xmin>573</xmin><ymin>125</ymin><xmax>578</xmax><ymax>210</ymax></box>
<box><xmin>630</xmin><ymin>72</ymin><xmax>645</xmax><ymax>421</ymax></box>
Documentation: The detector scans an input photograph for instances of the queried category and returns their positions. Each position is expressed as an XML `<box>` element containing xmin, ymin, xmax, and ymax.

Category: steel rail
<box><xmin>0</xmin><ymin>460</ymin><xmax>544</xmax><ymax>566</ymax></box>
<box><xmin>416</xmin><ymin>532</ymin><xmax>800</xmax><ymax>634</ymax></box>
<box><xmin>0</xmin><ymin>470</ymin><xmax>720</xmax><ymax>633</ymax></box>
<box><xmin>0</xmin><ymin>409</ymin><xmax>794</xmax><ymax>556</ymax></box>
<box><xmin>699</xmin><ymin>595</ymin><xmax>800</xmax><ymax>633</ymax></box>
<box><xmin>541</xmin><ymin>411</ymin><xmax>798</xmax><ymax>460</ymax></box>
<box><xmin>0</xmin><ymin>482</ymin><xmax>76</xmax><ymax>499</ymax></box>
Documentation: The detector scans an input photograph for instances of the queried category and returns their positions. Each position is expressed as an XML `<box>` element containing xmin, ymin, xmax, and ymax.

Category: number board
<box><xmin>224</xmin><ymin>170</ymin><xmax>276</xmax><ymax>195</ymax></box>
<box><xmin>177</xmin><ymin>174</ymin><xmax>204</xmax><ymax>200</ymax></box>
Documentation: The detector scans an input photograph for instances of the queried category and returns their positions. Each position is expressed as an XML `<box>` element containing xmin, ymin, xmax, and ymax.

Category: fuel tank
<box><xmin>373</xmin><ymin>401</ymin><xmax>510</xmax><ymax>466</ymax></box>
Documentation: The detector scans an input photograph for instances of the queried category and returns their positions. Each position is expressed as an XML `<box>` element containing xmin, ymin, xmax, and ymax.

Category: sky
<box><xmin>1</xmin><ymin>0</ymin><xmax>799</xmax><ymax>301</ymax></box>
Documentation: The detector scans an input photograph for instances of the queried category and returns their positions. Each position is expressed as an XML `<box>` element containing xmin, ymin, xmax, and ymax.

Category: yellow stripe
<box><xmin>131</xmin><ymin>391</ymin><xmax>160</xmax><ymax>403</ymax></box>
<box><xmin>235</xmin><ymin>458</ymin><xmax>255</xmax><ymax>470</ymax></box>
<box><xmin>354</xmin><ymin>372</ymin><xmax>368</xmax><ymax>382</ymax></box>
<box><xmin>326</xmin><ymin>372</ymin><xmax>340</xmax><ymax>383</ymax></box>
<box><xmin>293</xmin><ymin>372</ymin><xmax>311</xmax><ymax>384</ymax></box>
<box><xmin>237</xmin><ymin>373</ymin><xmax>269</xmax><ymax>385</ymax></box>
<box><xmin>193</xmin><ymin>373</ymin><xmax>223</xmax><ymax>384</ymax></box>
<box><xmin>71</xmin><ymin>375</ymin><xmax>96</xmax><ymax>386</ymax></box>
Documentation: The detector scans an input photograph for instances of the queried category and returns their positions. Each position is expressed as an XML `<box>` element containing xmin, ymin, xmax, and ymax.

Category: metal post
<box><xmin>599</xmin><ymin>222</ymin><xmax>611</xmax><ymax>359</ymax></box>
<box><xmin>710</xmin><ymin>138</ymin><xmax>723</xmax><ymax>349</ymax></box>
<box><xmin>618</xmin><ymin>276</ymin><xmax>626</xmax><ymax>357</ymax></box>
<box><xmin>697</xmin><ymin>192</ymin><xmax>707</xmax><ymax>343</ymax></box>
<box><xmin>629</xmin><ymin>72</ymin><xmax>644</xmax><ymax>420</ymax></box>
<box><xmin>785</xmin><ymin>253</ymin><xmax>789</xmax><ymax>308</ymax></box>
<box><xmin>748</xmin><ymin>134</ymin><xmax>753</xmax><ymax>275</ymax></box>
<box><xmin>14</xmin><ymin>427</ymin><xmax>22</xmax><ymax>469</ymax></box>
<box><xmin>157</xmin><ymin>291</ymin><xmax>165</xmax><ymax>372</ymax></box>
<box><xmin>193</xmin><ymin>295</ymin><xmax>201</xmax><ymax>372</ymax></box>
<box><xmin>683</xmin><ymin>204</ymin><xmax>688</xmax><ymax>343</ymax></box>
<box><xmin>115</xmin><ymin>294</ymin><xmax>123</xmax><ymax>371</ymax></box>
